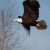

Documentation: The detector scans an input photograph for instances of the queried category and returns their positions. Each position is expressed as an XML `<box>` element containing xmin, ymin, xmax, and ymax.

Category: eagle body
<box><xmin>22</xmin><ymin>0</ymin><xmax>40</xmax><ymax>25</ymax></box>
<box><xmin>18</xmin><ymin>0</ymin><xmax>40</xmax><ymax>32</ymax></box>
<box><xmin>13</xmin><ymin>0</ymin><xmax>47</xmax><ymax>34</ymax></box>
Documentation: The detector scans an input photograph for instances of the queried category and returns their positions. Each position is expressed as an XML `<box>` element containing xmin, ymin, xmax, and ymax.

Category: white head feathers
<box><xmin>13</xmin><ymin>18</ymin><xmax>23</xmax><ymax>23</ymax></box>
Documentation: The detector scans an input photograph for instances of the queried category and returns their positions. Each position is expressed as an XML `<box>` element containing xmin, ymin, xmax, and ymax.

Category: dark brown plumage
<box><xmin>15</xmin><ymin>0</ymin><xmax>47</xmax><ymax>34</ymax></box>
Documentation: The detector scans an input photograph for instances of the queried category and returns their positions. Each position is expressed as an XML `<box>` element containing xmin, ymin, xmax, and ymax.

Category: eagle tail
<box><xmin>36</xmin><ymin>20</ymin><xmax>47</xmax><ymax>30</ymax></box>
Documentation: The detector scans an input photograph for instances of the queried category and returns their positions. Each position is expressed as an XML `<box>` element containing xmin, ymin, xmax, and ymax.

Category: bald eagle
<box><xmin>13</xmin><ymin>0</ymin><xmax>47</xmax><ymax>34</ymax></box>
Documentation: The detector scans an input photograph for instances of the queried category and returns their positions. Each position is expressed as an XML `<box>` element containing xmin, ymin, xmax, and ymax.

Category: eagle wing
<box><xmin>23</xmin><ymin>0</ymin><xmax>40</xmax><ymax>20</ymax></box>
<box><xmin>22</xmin><ymin>0</ymin><xmax>40</xmax><ymax>34</ymax></box>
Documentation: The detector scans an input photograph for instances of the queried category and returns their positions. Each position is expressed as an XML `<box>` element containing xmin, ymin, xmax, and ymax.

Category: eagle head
<box><xmin>13</xmin><ymin>18</ymin><xmax>23</xmax><ymax>23</ymax></box>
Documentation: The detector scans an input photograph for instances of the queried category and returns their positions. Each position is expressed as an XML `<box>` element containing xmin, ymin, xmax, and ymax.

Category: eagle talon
<box><xmin>36</xmin><ymin>23</ymin><xmax>40</xmax><ymax>27</ymax></box>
